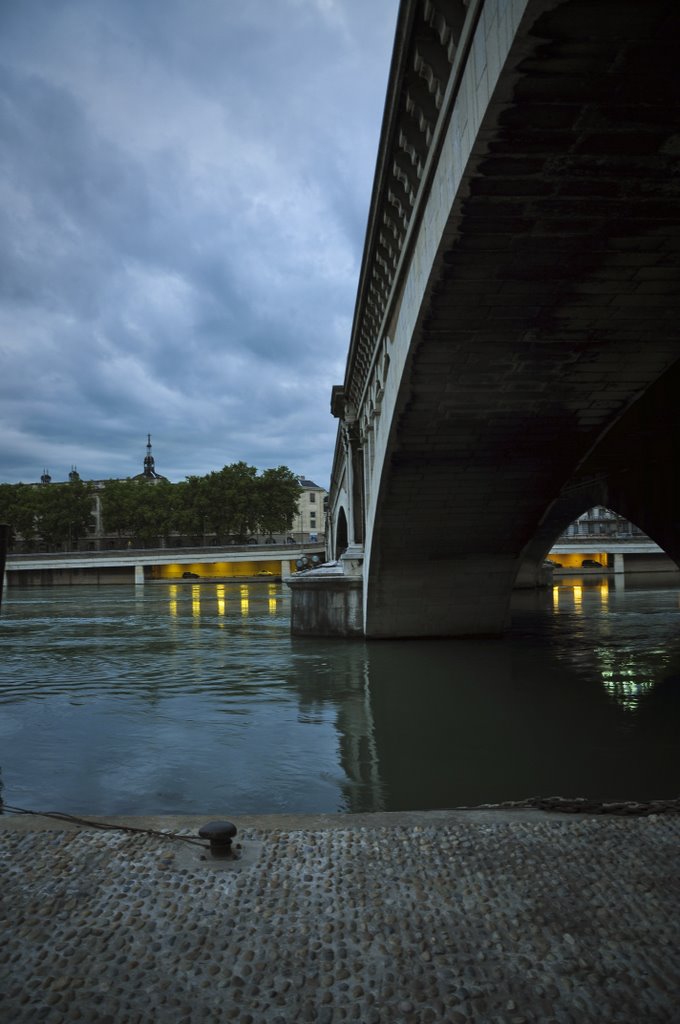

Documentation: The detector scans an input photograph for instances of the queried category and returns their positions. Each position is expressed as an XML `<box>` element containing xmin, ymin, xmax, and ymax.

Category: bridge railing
<box><xmin>342</xmin><ymin>0</ymin><xmax>481</xmax><ymax>414</ymax></box>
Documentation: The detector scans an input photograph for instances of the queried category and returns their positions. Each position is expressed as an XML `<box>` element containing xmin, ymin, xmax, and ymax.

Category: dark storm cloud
<box><xmin>0</xmin><ymin>0</ymin><xmax>397</xmax><ymax>485</ymax></box>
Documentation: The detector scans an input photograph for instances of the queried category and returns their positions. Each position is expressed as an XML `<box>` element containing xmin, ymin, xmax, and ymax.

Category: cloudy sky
<box><xmin>0</xmin><ymin>0</ymin><xmax>397</xmax><ymax>487</ymax></box>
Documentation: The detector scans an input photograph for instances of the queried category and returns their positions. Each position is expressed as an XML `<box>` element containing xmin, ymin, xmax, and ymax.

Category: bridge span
<box><xmin>294</xmin><ymin>0</ymin><xmax>680</xmax><ymax>637</ymax></box>
<box><xmin>5</xmin><ymin>544</ymin><xmax>324</xmax><ymax>588</ymax></box>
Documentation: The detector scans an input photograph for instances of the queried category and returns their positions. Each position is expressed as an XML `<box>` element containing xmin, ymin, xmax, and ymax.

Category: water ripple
<box><xmin>1</xmin><ymin>581</ymin><xmax>679</xmax><ymax>815</ymax></box>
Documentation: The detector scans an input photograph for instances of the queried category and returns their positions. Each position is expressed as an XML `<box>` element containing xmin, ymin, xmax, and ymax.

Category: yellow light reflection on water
<box><xmin>192</xmin><ymin>585</ymin><xmax>201</xmax><ymax>618</ymax></box>
<box><xmin>268</xmin><ymin>583</ymin><xmax>278</xmax><ymax>615</ymax></box>
<box><xmin>169</xmin><ymin>584</ymin><xmax>178</xmax><ymax>617</ymax></box>
<box><xmin>216</xmin><ymin>584</ymin><xmax>226</xmax><ymax>616</ymax></box>
<box><xmin>550</xmin><ymin>578</ymin><xmax>651</xmax><ymax>710</ymax></box>
<box><xmin>552</xmin><ymin>578</ymin><xmax>610</xmax><ymax>613</ymax></box>
<box><xmin>240</xmin><ymin>584</ymin><xmax>249</xmax><ymax>616</ymax></box>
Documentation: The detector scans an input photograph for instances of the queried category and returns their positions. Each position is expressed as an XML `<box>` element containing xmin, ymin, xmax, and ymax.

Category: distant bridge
<box><xmin>311</xmin><ymin>0</ymin><xmax>680</xmax><ymax>637</ymax></box>
<box><xmin>549</xmin><ymin>535</ymin><xmax>671</xmax><ymax>575</ymax></box>
<box><xmin>5</xmin><ymin>544</ymin><xmax>324</xmax><ymax>587</ymax></box>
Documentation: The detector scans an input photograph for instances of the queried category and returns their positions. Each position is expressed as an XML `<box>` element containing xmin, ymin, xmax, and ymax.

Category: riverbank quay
<box><xmin>1</xmin><ymin>810</ymin><xmax>678</xmax><ymax>1023</ymax></box>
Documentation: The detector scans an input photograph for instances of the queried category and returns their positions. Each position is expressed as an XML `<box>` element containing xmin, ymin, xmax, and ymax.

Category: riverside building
<box><xmin>4</xmin><ymin>439</ymin><xmax>328</xmax><ymax>552</ymax></box>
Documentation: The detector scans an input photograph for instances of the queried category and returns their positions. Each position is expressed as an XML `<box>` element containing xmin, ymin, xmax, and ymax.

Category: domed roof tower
<box><xmin>132</xmin><ymin>435</ymin><xmax>168</xmax><ymax>483</ymax></box>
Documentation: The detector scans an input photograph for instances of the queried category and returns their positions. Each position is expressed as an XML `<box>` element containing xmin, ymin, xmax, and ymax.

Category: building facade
<box><xmin>558</xmin><ymin>507</ymin><xmax>646</xmax><ymax>541</ymax></box>
<box><xmin>293</xmin><ymin>477</ymin><xmax>328</xmax><ymax>544</ymax></box>
<box><xmin>548</xmin><ymin>506</ymin><xmax>676</xmax><ymax>574</ymax></box>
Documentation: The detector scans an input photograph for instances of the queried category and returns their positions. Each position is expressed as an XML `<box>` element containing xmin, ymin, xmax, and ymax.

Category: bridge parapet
<box><xmin>345</xmin><ymin>0</ymin><xmax>479</xmax><ymax>413</ymax></box>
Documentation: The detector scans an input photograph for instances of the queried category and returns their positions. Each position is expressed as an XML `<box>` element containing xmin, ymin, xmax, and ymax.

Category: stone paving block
<box><xmin>1</xmin><ymin>814</ymin><xmax>679</xmax><ymax>1023</ymax></box>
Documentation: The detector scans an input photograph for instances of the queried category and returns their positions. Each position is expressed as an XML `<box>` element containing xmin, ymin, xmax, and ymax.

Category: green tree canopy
<box><xmin>2</xmin><ymin>461</ymin><xmax>307</xmax><ymax>551</ymax></box>
<box><xmin>34</xmin><ymin>478</ymin><xmax>94</xmax><ymax>549</ymax></box>
<box><xmin>203</xmin><ymin>462</ymin><xmax>259</xmax><ymax>541</ymax></box>
<box><xmin>101</xmin><ymin>479</ymin><xmax>176</xmax><ymax>547</ymax></box>
<box><xmin>0</xmin><ymin>480</ymin><xmax>93</xmax><ymax>550</ymax></box>
<box><xmin>255</xmin><ymin>467</ymin><xmax>301</xmax><ymax>536</ymax></box>
<box><xmin>173</xmin><ymin>477</ymin><xmax>209</xmax><ymax>543</ymax></box>
<box><xmin>175</xmin><ymin>463</ymin><xmax>301</xmax><ymax>542</ymax></box>
<box><xmin>0</xmin><ymin>484</ymin><xmax>41</xmax><ymax>548</ymax></box>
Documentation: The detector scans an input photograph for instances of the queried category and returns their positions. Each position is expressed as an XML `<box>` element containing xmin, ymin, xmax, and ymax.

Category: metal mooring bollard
<box><xmin>198</xmin><ymin>820</ymin><xmax>238</xmax><ymax>858</ymax></box>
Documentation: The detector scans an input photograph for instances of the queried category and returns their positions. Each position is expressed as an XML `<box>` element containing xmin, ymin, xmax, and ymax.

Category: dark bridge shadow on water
<box><xmin>346</xmin><ymin>600</ymin><xmax>680</xmax><ymax>813</ymax></box>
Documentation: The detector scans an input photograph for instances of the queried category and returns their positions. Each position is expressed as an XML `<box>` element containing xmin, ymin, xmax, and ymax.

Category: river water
<box><xmin>1</xmin><ymin>577</ymin><xmax>678</xmax><ymax>816</ymax></box>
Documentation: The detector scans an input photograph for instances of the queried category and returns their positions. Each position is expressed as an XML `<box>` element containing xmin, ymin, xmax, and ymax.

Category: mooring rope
<box><xmin>455</xmin><ymin>795</ymin><xmax>680</xmax><ymax>816</ymax></box>
<box><xmin>1</xmin><ymin>803</ymin><xmax>209</xmax><ymax>848</ymax></box>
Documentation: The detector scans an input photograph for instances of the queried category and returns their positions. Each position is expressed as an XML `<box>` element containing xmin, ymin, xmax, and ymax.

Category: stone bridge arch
<box><xmin>518</xmin><ymin>360</ymin><xmax>680</xmax><ymax>586</ymax></box>
<box><xmin>295</xmin><ymin>0</ymin><xmax>680</xmax><ymax>638</ymax></box>
<box><xmin>334</xmin><ymin>506</ymin><xmax>349</xmax><ymax>560</ymax></box>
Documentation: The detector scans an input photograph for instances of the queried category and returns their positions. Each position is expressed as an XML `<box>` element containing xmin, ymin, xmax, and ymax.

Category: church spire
<box><xmin>133</xmin><ymin>434</ymin><xmax>167</xmax><ymax>483</ymax></box>
<box><xmin>143</xmin><ymin>434</ymin><xmax>156</xmax><ymax>478</ymax></box>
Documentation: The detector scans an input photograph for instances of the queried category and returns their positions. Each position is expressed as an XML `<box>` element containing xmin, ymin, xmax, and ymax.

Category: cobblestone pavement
<box><xmin>1</xmin><ymin>812</ymin><xmax>679</xmax><ymax>1024</ymax></box>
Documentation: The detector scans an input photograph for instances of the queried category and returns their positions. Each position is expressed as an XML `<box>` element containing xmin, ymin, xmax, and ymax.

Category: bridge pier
<box><xmin>288</xmin><ymin>573</ymin><xmax>364</xmax><ymax>638</ymax></box>
<box><xmin>134</xmin><ymin>565</ymin><xmax>145</xmax><ymax>585</ymax></box>
<box><xmin>288</xmin><ymin>555</ymin><xmax>542</xmax><ymax>638</ymax></box>
<box><xmin>514</xmin><ymin>560</ymin><xmax>551</xmax><ymax>590</ymax></box>
<box><xmin>365</xmin><ymin>558</ymin><xmax>516</xmax><ymax>639</ymax></box>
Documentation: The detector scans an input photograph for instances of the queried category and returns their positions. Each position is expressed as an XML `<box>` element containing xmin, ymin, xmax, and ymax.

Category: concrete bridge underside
<box><xmin>329</xmin><ymin>0</ymin><xmax>680</xmax><ymax>637</ymax></box>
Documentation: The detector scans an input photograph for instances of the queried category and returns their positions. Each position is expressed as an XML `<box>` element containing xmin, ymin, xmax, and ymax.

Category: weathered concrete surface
<box><xmin>287</xmin><ymin>573</ymin><xmax>364</xmax><ymax>638</ymax></box>
<box><xmin>1</xmin><ymin>810</ymin><xmax>679</xmax><ymax>1023</ymax></box>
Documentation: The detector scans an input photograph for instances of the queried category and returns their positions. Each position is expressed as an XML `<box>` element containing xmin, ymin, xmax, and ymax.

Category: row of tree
<box><xmin>0</xmin><ymin>477</ymin><xmax>93</xmax><ymax>550</ymax></box>
<box><xmin>0</xmin><ymin>463</ymin><xmax>302</xmax><ymax>551</ymax></box>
